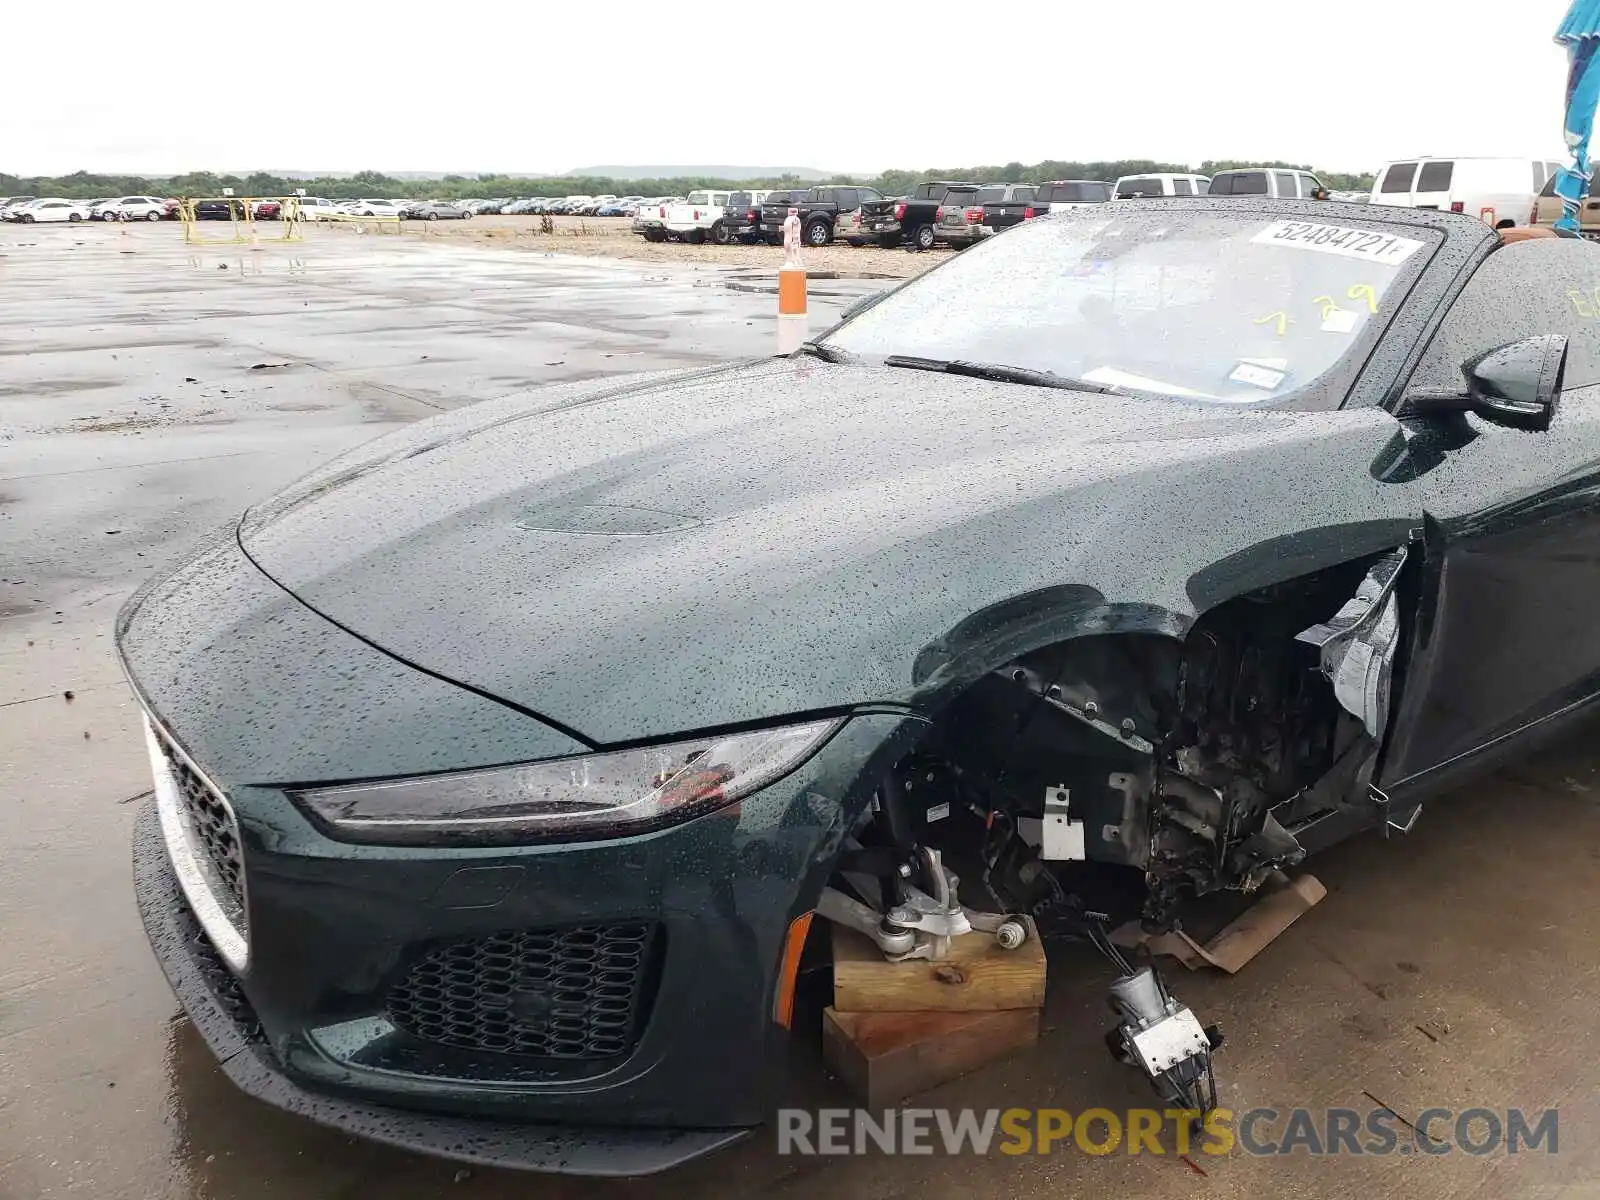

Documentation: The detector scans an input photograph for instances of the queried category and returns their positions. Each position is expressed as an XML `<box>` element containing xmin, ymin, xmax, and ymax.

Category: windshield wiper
<box><xmin>882</xmin><ymin>355</ymin><xmax>1124</xmax><ymax>395</ymax></box>
<box><xmin>796</xmin><ymin>341</ymin><xmax>853</xmax><ymax>363</ymax></box>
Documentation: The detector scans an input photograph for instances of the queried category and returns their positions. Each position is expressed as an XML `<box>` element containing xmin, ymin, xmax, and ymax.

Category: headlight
<box><xmin>294</xmin><ymin>717</ymin><xmax>843</xmax><ymax>846</ymax></box>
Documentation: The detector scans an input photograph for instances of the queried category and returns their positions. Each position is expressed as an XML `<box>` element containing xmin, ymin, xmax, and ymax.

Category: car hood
<box><xmin>239</xmin><ymin>358</ymin><xmax>1414</xmax><ymax>745</ymax></box>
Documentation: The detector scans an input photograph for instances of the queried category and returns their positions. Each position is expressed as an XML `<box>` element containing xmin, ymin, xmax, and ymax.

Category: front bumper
<box><xmin>938</xmin><ymin>223</ymin><xmax>991</xmax><ymax>246</ymax></box>
<box><xmin>119</xmin><ymin>524</ymin><xmax>923</xmax><ymax>1171</ymax></box>
<box><xmin>131</xmin><ymin>705</ymin><xmax>915</xmax><ymax>1169</ymax></box>
<box><xmin>133</xmin><ymin>801</ymin><xmax>749</xmax><ymax>1175</ymax></box>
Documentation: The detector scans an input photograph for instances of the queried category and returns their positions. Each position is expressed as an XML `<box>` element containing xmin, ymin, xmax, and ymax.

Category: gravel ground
<box><xmin>329</xmin><ymin>213</ymin><xmax>949</xmax><ymax>278</ymax></box>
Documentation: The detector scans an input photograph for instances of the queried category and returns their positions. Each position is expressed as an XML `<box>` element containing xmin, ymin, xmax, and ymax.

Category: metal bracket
<box><xmin>1296</xmin><ymin>546</ymin><xmax>1408</xmax><ymax>740</ymax></box>
<box><xmin>1370</xmin><ymin>784</ymin><xmax>1423</xmax><ymax>837</ymax></box>
<box><xmin>999</xmin><ymin>664</ymin><xmax>1155</xmax><ymax>754</ymax></box>
<box><xmin>815</xmin><ymin>847</ymin><xmax>1029</xmax><ymax>961</ymax></box>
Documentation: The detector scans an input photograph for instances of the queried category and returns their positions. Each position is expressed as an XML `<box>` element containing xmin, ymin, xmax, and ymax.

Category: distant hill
<box><xmin>565</xmin><ymin>165</ymin><xmax>832</xmax><ymax>181</ymax></box>
<box><xmin>253</xmin><ymin>170</ymin><xmax>487</xmax><ymax>181</ymax></box>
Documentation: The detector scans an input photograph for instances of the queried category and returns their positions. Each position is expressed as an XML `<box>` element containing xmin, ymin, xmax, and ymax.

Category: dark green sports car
<box><xmin>122</xmin><ymin>200</ymin><xmax>1600</xmax><ymax>1173</ymax></box>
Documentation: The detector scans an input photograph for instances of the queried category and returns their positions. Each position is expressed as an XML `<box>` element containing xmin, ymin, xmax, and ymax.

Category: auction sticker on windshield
<box><xmin>1251</xmin><ymin>221</ymin><xmax>1423</xmax><ymax>266</ymax></box>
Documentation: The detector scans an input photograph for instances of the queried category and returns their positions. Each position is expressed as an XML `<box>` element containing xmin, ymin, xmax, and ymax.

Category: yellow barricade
<box><xmin>178</xmin><ymin>197</ymin><xmax>304</xmax><ymax>245</ymax></box>
<box><xmin>319</xmin><ymin>210</ymin><xmax>402</xmax><ymax>234</ymax></box>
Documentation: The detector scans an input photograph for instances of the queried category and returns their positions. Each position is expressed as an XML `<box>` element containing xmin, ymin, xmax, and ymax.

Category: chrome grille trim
<box><xmin>143</xmin><ymin>715</ymin><xmax>249</xmax><ymax>972</ymax></box>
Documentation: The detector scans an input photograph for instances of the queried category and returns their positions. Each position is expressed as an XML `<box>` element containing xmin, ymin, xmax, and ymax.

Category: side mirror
<box><xmin>1399</xmin><ymin>334</ymin><xmax>1567</xmax><ymax>431</ymax></box>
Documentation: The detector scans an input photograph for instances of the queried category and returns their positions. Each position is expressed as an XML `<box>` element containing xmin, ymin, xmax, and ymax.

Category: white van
<box><xmin>1112</xmin><ymin>173</ymin><xmax>1211</xmax><ymax>199</ymax></box>
<box><xmin>1368</xmin><ymin>157</ymin><xmax>1563</xmax><ymax>228</ymax></box>
<box><xmin>1208</xmin><ymin>168</ymin><xmax>1326</xmax><ymax>199</ymax></box>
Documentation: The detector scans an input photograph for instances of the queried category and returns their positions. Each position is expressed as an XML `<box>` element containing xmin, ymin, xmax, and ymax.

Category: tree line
<box><xmin>0</xmin><ymin>160</ymin><xmax>1375</xmax><ymax>201</ymax></box>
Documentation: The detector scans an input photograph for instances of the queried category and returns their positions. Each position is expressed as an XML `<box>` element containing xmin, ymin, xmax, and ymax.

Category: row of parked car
<box><xmin>489</xmin><ymin>195</ymin><xmax>680</xmax><ymax>216</ymax></box>
<box><xmin>621</xmin><ymin>158</ymin><xmax>1569</xmax><ymax>252</ymax></box>
<box><xmin>3</xmin><ymin>159</ymin><xmax>1568</xmax><ymax>238</ymax></box>
<box><xmin>0</xmin><ymin>195</ymin><xmax>175</xmax><ymax>222</ymax></box>
<box><xmin>0</xmin><ymin>192</ymin><xmax>688</xmax><ymax>224</ymax></box>
<box><xmin>623</xmin><ymin>170</ymin><xmax>1351</xmax><ymax>251</ymax></box>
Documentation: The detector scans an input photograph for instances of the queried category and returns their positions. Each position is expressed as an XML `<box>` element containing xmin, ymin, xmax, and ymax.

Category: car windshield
<box><xmin>1040</xmin><ymin>181</ymin><xmax>1111</xmax><ymax>203</ymax></box>
<box><xmin>1210</xmin><ymin>172</ymin><xmax>1268</xmax><ymax>196</ymax></box>
<box><xmin>821</xmin><ymin>210</ymin><xmax>1437</xmax><ymax>405</ymax></box>
<box><xmin>1117</xmin><ymin>177</ymin><xmax>1165</xmax><ymax>198</ymax></box>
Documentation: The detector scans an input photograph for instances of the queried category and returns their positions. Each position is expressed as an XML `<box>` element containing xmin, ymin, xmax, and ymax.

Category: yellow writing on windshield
<box><xmin>1568</xmin><ymin>288</ymin><xmax>1600</xmax><ymax>318</ymax></box>
<box><xmin>1348</xmin><ymin>284</ymin><xmax>1378</xmax><ymax>315</ymax></box>
<box><xmin>1254</xmin><ymin>311</ymin><xmax>1292</xmax><ymax>337</ymax></box>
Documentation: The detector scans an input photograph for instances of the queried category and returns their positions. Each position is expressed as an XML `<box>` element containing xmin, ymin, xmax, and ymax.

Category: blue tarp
<box><xmin>1555</xmin><ymin>1</ymin><xmax>1600</xmax><ymax>231</ymax></box>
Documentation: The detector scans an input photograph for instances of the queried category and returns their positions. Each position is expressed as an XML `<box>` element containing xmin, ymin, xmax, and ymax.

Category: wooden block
<box><xmin>823</xmin><ymin>1006</ymin><xmax>1039</xmax><ymax>1106</ymax></box>
<box><xmin>831</xmin><ymin>920</ymin><xmax>1046</xmax><ymax>1013</ymax></box>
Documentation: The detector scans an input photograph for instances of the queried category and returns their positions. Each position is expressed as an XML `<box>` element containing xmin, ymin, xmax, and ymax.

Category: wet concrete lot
<box><xmin>3</xmin><ymin>221</ymin><xmax>1600</xmax><ymax>1200</ymax></box>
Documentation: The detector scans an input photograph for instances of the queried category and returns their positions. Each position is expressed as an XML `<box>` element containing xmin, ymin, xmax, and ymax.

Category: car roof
<box><xmin>1038</xmin><ymin>194</ymin><xmax>1497</xmax><ymax>238</ymax></box>
<box><xmin>1380</xmin><ymin>155</ymin><xmax>1562</xmax><ymax>165</ymax></box>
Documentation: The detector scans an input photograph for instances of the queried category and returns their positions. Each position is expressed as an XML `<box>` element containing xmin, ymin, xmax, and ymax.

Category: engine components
<box><xmin>815</xmin><ymin>846</ymin><xmax>1029</xmax><ymax>962</ymax></box>
<box><xmin>1104</xmin><ymin>964</ymin><xmax>1221</xmax><ymax>1115</ymax></box>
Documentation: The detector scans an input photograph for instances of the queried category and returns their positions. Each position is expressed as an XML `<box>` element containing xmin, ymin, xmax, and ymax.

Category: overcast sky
<box><xmin>5</xmin><ymin>1</ymin><xmax>1575</xmax><ymax>177</ymax></box>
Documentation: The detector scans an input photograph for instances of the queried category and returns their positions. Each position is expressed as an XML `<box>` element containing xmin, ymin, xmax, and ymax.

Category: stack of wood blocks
<box><xmin>822</xmin><ymin>919</ymin><xmax>1047</xmax><ymax>1106</ymax></box>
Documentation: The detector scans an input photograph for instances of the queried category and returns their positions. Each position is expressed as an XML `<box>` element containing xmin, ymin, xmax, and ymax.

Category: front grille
<box><xmin>154</xmin><ymin>726</ymin><xmax>247</xmax><ymax>929</ymax></box>
<box><xmin>387</xmin><ymin>923</ymin><xmax>661</xmax><ymax>1061</ymax></box>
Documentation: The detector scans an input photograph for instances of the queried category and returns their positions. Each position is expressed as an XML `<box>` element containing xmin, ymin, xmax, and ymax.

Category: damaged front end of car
<box><xmin>814</xmin><ymin>546</ymin><xmax>1413</xmax><ymax>1114</ymax></box>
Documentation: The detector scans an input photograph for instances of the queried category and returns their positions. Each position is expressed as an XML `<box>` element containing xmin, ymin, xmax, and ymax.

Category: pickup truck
<box><xmin>759</xmin><ymin>185</ymin><xmax>885</xmax><ymax>247</ymax></box>
<box><xmin>633</xmin><ymin>199</ymin><xmax>669</xmax><ymax>241</ymax></box>
<box><xmin>978</xmin><ymin>183</ymin><xmax>1040</xmax><ymax>234</ymax></box>
<box><xmin>714</xmin><ymin>189</ymin><xmax>775</xmax><ymax>244</ymax></box>
<box><xmin>663</xmin><ymin>189</ymin><xmax>736</xmax><ymax>243</ymax></box>
<box><xmin>720</xmin><ymin>188</ymin><xmax>792</xmax><ymax>244</ymax></box>
<box><xmin>857</xmin><ymin>180</ymin><xmax>977</xmax><ymax>249</ymax></box>
<box><xmin>1033</xmin><ymin>179</ymin><xmax>1113</xmax><ymax>211</ymax></box>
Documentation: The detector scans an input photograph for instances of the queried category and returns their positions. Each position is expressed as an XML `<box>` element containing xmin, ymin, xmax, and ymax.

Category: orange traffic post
<box><xmin>777</xmin><ymin>207</ymin><xmax>807</xmax><ymax>354</ymax></box>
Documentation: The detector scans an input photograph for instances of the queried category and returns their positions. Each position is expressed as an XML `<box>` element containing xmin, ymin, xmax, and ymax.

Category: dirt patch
<box><xmin>327</xmin><ymin>214</ymin><xmax>950</xmax><ymax>279</ymax></box>
<box><xmin>65</xmin><ymin>408</ymin><xmax>223</xmax><ymax>433</ymax></box>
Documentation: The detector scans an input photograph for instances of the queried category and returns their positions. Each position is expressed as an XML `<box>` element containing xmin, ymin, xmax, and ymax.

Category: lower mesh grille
<box><xmin>386</xmin><ymin>923</ymin><xmax>660</xmax><ymax>1060</ymax></box>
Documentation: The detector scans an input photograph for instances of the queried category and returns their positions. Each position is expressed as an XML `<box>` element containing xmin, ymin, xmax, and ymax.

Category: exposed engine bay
<box><xmin>817</xmin><ymin>547</ymin><xmax>1410</xmax><ymax>1112</ymax></box>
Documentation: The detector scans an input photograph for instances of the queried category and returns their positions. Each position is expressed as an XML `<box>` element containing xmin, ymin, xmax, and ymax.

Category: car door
<box><xmin>1376</xmin><ymin>161</ymin><xmax>1419</xmax><ymax>208</ymax></box>
<box><xmin>1579</xmin><ymin>176</ymin><xmax>1600</xmax><ymax>236</ymax></box>
<box><xmin>1378</xmin><ymin>239</ymin><xmax>1600</xmax><ymax>791</ymax></box>
<box><xmin>1411</xmin><ymin>159</ymin><xmax>1454</xmax><ymax>211</ymax></box>
<box><xmin>35</xmin><ymin>202</ymin><xmax>65</xmax><ymax>222</ymax></box>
